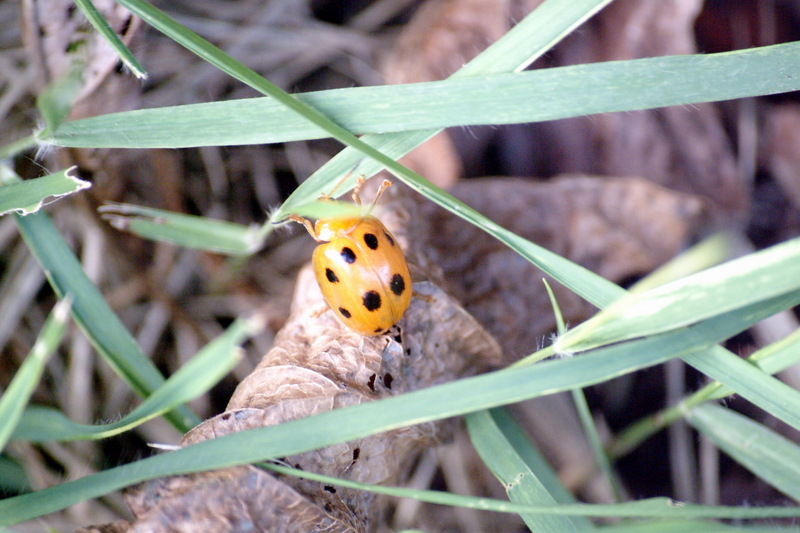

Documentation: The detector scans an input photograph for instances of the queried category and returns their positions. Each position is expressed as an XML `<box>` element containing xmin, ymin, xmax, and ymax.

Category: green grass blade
<box><xmin>466</xmin><ymin>408</ymin><xmax>593</xmax><ymax>531</ymax></box>
<box><xmin>680</xmin><ymin>341</ymin><xmax>800</xmax><ymax>433</ymax></box>
<box><xmin>455</xmin><ymin>0</ymin><xmax>612</xmax><ymax>76</ymax></box>
<box><xmin>15</xmin><ymin>209</ymin><xmax>199</xmax><ymax>432</ymax></box>
<box><xmin>571</xmin><ymin>389</ymin><xmax>622</xmax><ymax>500</ymax></box>
<box><xmin>5</xmin><ymin>444</ymin><xmax>800</xmax><ymax>528</ymax></box>
<box><xmin>609</xmin><ymin>326</ymin><xmax>800</xmax><ymax>459</ymax></box>
<box><xmin>109</xmin><ymin>0</ymin><xmax>407</xmax><ymax>177</ymax></box>
<box><xmin>745</xmin><ymin>323</ymin><xmax>800</xmax><ymax>377</ymax></box>
<box><xmin>36</xmin><ymin>65</ymin><xmax>83</xmax><ymax>136</ymax></box>
<box><xmin>0</xmin><ymin>135</ymin><xmax>37</xmax><ymax>161</ymax></box>
<box><xmin>72</xmin><ymin>0</ymin><xmax>146</xmax><ymax>79</ymax></box>
<box><xmin>0</xmin><ymin>290</ymin><xmax>793</xmax><ymax>524</ymax></box>
<box><xmin>480</xmin><ymin>409</ymin><xmax>584</xmax><ymax>508</ymax></box>
<box><xmin>547</xmin><ymin>276</ymin><xmax>617</xmax><ymax>503</ymax></box>
<box><xmin>12</xmin><ymin>315</ymin><xmax>260</xmax><ymax>442</ymax></box>
<box><xmin>687</xmin><ymin>403</ymin><xmax>800</xmax><ymax>502</ymax></box>
<box><xmin>279</xmin><ymin>0</ymin><xmax>615</xmax><ymax>209</ymax></box>
<box><xmin>98</xmin><ymin>203</ymin><xmax>263</xmax><ymax>254</ymax></box>
<box><xmin>599</xmin><ymin>519</ymin><xmax>797</xmax><ymax>533</ymax></box>
<box><xmin>0</xmin><ymin>455</ymin><xmax>29</xmax><ymax>494</ymax></box>
<box><xmin>557</xmin><ymin>237</ymin><xmax>800</xmax><ymax>352</ymax></box>
<box><xmin>45</xmin><ymin>42</ymin><xmax>800</xmax><ymax>150</ymax></box>
<box><xmin>263</xmin><ymin>462</ymin><xmax>800</xmax><ymax>521</ymax></box>
<box><xmin>0</xmin><ymin>167</ymin><xmax>90</xmax><ymax>216</ymax></box>
<box><xmin>0</xmin><ymin>298</ymin><xmax>71</xmax><ymax>452</ymax></box>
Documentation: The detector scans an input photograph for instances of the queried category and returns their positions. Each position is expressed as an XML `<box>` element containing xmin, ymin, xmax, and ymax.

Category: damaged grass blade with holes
<box><xmin>0</xmin><ymin>166</ymin><xmax>90</xmax><ymax>216</ymax></box>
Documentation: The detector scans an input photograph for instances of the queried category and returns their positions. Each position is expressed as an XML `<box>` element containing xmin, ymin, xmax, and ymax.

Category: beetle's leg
<box><xmin>288</xmin><ymin>214</ymin><xmax>320</xmax><ymax>241</ymax></box>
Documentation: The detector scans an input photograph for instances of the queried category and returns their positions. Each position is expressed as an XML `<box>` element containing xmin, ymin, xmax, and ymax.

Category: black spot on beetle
<box><xmin>383</xmin><ymin>373</ymin><xmax>394</xmax><ymax>389</ymax></box>
<box><xmin>324</xmin><ymin>485</ymin><xmax>337</xmax><ymax>494</ymax></box>
<box><xmin>324</xmin><ymin>503</ymin><xmax>333</xmax><ymax>512</ymax></box>
<box><xmin>364</xmin><ymin>233</ymin><xmax>379</xmax><ymax>250</ymax></box>
<box><xmin>374</xmin><ymin>327</ymin><xmax>385</xmax><ymax>334</ymax></box>
<box><xmin>362</xmin><ymin>291</ymin><xmax>381</xmax><ymax>311</ymax></box>
<box><xmin>367</xmin><ymin>374</ymin><xmax>376</xmax><ymax>391</ymax></box>
<box><xmin>325</xmin><ymin>268</ymin><xmax>339</xmax><ymax>283</ymax></box>
<box><xmin>384</xmin><ymin>231</ymin><xmax>395</xmax><ymax>246</ymax></box>
<box><xmin>340</xmin><ymin>247</ymin><xmax>356</xmax><ymax>263</ymax></box>
<box><xmin>390</xmin><ymin>274</ymin><xmax>406</xmax><ymax>296</ymax></box>
<box><xmin>339</xmin><ymin>307</ymin><xmax>352</xmax><ymax>318</ymax></box>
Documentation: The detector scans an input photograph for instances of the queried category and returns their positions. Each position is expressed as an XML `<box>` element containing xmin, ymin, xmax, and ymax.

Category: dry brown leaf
<box><xmin>75</xmin><ymin>134</ymin><xmax>710</xmax><ymax>531</ymax></box>
<box><xmin>420</xmin><ymin>175</ymin><xmax>709</xmax><ymax>359</ymax></box>
<box><xmin>70</xmin><ymin>2</ymin><xmax>737</xmax><ymax>530</ymax></box>
<box><xmin>87</xmin><ymin>182</ymin><xmax>502</xmax><ymax>531</ymax></box>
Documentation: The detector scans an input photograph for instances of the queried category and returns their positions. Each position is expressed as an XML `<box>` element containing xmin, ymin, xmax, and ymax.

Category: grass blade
<box><xmin>687</xmin><ymin>403</ymin><xmax>800</xmax><ymax>502</ymax></box>
<box><xmin>0</xmin><ymin>167</ymin><xmax>90</xmax><ymax>216</ymax></box>
<box><xmin>0</xmin><ymin>298</ymin><xmax>71</xmax><ymax>452</ymax></box>
<box><xmin>45</xmin><ymin>42</ymin><xmax>800</xmax><ymax>150</ymax></box>
<box><xmin>599</xmin><ymin>519</ymin><xmax>797</xmax><ymax>532</ymax></box>
<box><xmin>609</xmin><ymin>326</ymin><xmax>800</xmax><ymax>459</ymax></box>
<box><xmin>15</xmin><ymin>209</ymin><xmax>199</xmax><ymax>432</ymax></box>
<box><xmin>466</xmin><ymin>408</ymin><xmax>593</xmax><ymax>531</ymax></box>
<box><xmin>73</xmin><ymin>0</ymin><xmax>146</xmax><ymax>79</ymax></box>
<box><xmin>0</xmin><ymin>289</ymin><xmax>793</xmax><ymax>524</ymax></box>
<box><xmin>263</xmin><ymin>462</ymin><xmax>800</xmax><ymax>521</ymax></box>
<box><xmin>98</xmin><ymin>203</ymin><xmax>263</xmax><ymax>254</ymax></box>
<box><xmin>680</xmin><ymin>342</ymin><xmax>800</xmax><ymax>433</ymax></box>
<box><xmin>557</xmin><ymin>237</ymin><xmax>800</xmax><ymax>352</ymax></box>
<box><xmin>0</xmin><ymin>455</ymin><xmax>29</xmax><ymax>494</ymax></box>
<box><xmin>12</xmin><ymin>315</ymin><xmax>260</xmax><ymax>442</ymax></box>
<box><xmin>36</xmin><ymin>66</ymin><xmax>83</xmax><ymax>136</ymax></box>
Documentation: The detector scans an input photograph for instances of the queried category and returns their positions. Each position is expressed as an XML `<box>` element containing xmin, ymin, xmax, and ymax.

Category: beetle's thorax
<box><xmin>314</xmin><ymin>216</ymin><xmax>372</xmax><ymax>242</ymax></box>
